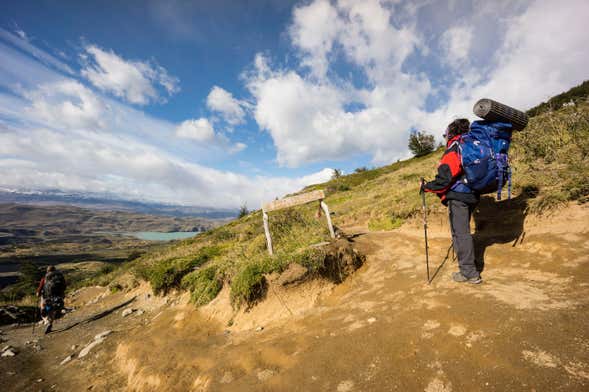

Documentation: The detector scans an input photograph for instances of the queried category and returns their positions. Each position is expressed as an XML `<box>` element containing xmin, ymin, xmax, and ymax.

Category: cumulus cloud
<box><xmin>289</xmin><ymin>0</ymin><xmax>341</xmax><ymax>78</ymax></box>
<box><xmin>440</xmin><ymin>26</ymin><xmax>472</xmax><ymax>68</ymax></box>
<box><xmin>23</xmin><ymin>80</ymin><xmax>107</xmax><ymax>131</ymax></box>
<box><xmin>81</xmin><ymin>45</ymin><xmax>179</xmax><ymax>105</ymax></box>
<box><xmin>248</xmin><ymin>0</ymin><xmax>429</xmax><ymax>166</ymax></box>
<box><xmin>175</xmin><ymin>117</ymin><xmax>247</xmax><ymax>153</ymax></box>
<box><xmin>175</xmin><ymin>118</ymin><xmax>216</xmax><ymax>142</ymax></box>
<box><xmin>206</xmin><ymin>86</ymin><xmax>247</xmax><ymax>125</ymax></box>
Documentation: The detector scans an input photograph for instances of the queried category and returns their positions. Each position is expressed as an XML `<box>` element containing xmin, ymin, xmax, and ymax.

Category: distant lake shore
<box><xmin>120</xmin><ymin>231</ymin><xmax>200</xmax><ymax>241</ymax></box>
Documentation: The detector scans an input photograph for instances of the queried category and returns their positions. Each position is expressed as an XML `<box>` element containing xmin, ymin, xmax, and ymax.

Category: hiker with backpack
<box><xmin>419</xmin><ymin>99</ymin><xmax>526</xmax><ymax>284</ymax></box>
<box><xmin>420</xmin><ymin>118</ymin><xmax>484</xmax><ymax>284</ymax></box>
<box><xmin>420</xmin><ymin>106</ymin><xmax>521</xmax><ymax>284</ymax></box>
<box><xmin>36</xmin><ymin>265</ymin><xmax>66</xmax><ymax>333</ymax></box>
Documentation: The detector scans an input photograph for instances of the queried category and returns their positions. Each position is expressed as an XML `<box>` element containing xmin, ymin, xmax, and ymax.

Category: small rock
<box><xmin>255</xmin><ymin>326</ymin><xmax>264</xmax><ymax>332</ymax></box>
<box><xmin>6</xmin><ymin>371</ymin><xmax>16</xmax><ymax>376</ymax></box>
<box><xmin>122</xmin><ymin>308</ymin><xmax>135</xmax><ymax>317</ymax></box>
<box><xmin>220</xmin><ymin>371</ymin><xmax>234</xmax><ymax>384</ymax></box>
<box><xmin>337</xmin><ymin>380</ymin><xmax>355</xmax><ymax>392</ymax></box>
<box><xmin>60</xmin><ymin>355</ymin><xmax>73</xmax><ymax>365</ymax></box>
<box><xmin>367</xmin><ymin>317</ymin><xmax>377</xmax><ymax>324</ymax></box>
<box><xmin>71</xmin><ymin>345</ymin><xmax>78</xmax><ymax>351</ymax></box>
<box><xmin>1</xmin><ymin>349</ymin><xmax>16</xmax><ymax>357</ymax></box>
<box><xmin>135</xmin><ymin>309</ymin><xmax>144</xmax><ymax>316</ymax></box>
<box><xmin>1</xmin><ymin>345</ymin><xmax>12</xmax><ymax>353</ymax></box>
<box><xmin>277</xmin><ymin>263</ymin><xmax>308</xmax><ymax>286</ymax></box>
<box><xmin>79</xmin><ymin>339</ymin><xmax>105</xmax><ymax>358</ymax></box>
<box><xmin>257</xmin><ymin>369</ymin><xmax>275</xmax><ymax>381</ymax></box>
<box><xmin>36</xmin><ymin>378</ymin><xmax>43</xmax><ymax>383</ymax></box>
<box><xmin>94</xmin><ymin>330</ymin><xmax>112</xmax><ymax>340</ymax></box>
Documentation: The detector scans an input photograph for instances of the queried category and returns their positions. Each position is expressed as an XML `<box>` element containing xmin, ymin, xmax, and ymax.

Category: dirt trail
<box><xmin>2</xmin><ymin>204</ymin><xmax>589</xmax><ymax>391</ymax></box>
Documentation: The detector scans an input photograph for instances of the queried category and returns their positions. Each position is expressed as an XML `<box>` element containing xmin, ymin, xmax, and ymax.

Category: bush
<box><xmin>230</xmin><ymin>262</ymin><xmax>267</xmax><ymax>307</ymax></box>
<box><xmin>181</xmin><ymin>266</ymin><xmax>223</xmax><ymax>306</ymax></box>
<box><xmin>408</xmin><ymin>131</ymin><xmax>436</xmax><ymax>157</ymax></box>
<box><xmin>238</xmin><ymin>203</ymin><xmax>249</xmax><ymax>218</ymax></box>
<box><xmin>147</xmin><ymin>246</ymin><xmax>221</xmax><ymax>295</ymax></box>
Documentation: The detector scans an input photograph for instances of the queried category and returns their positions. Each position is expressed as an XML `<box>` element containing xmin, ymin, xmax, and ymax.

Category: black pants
<box><xmin>448</xmin><ymin>200</ymin><xmax>479</xmax><ymax>279</ymax></box>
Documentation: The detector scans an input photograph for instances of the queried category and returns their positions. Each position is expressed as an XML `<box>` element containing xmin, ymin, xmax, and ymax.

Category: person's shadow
<box><xmin>472</xmin><ymin>186</ymin><xmax>537</xmax><ymax>273</ymax></box>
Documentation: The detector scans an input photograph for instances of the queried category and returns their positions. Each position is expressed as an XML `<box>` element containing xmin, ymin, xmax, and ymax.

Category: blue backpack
<box><xmin>456</xmin><ymin>121</ymin><xmax>514</xmax><ymax>199</ymax></box>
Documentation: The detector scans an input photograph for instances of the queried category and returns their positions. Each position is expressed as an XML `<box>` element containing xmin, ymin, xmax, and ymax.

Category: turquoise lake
<box><xmin>126</xmin><ymin>231</ymin><xmax>200</xmax><ymax>241</ymax></box>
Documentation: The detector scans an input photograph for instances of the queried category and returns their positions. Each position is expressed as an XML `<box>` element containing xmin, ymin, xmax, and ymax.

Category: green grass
<box><xmin>181</xmin><ymin>265</ymin><xmax>223</xmax><ymax>306</ymax></box>
<box><xmin>139</xmin><ymin>245</ymin><xmax>222</xmax><ymax>295</ymax></box>
<box><xmin>511</xmin><ymin>102</ymin><xmax>589</xmax><ymax>213</ymax></box>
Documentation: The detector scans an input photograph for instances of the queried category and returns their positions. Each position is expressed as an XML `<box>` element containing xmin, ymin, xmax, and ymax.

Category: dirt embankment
<box><xmin>2</xmin><ymin>203</ymin><xmax>588</xmax><ymax>391</ymax></box>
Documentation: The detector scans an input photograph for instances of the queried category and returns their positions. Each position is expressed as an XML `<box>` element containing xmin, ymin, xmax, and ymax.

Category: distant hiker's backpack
<box><xmin>457</xmin><ymin>121</ymin><xmax>514</xmax><ymax>199</ymax></box>
<box><xmin>43</xmin><ymin>271</ymin><xmax>66</xmax><ymax>298</ymax></box>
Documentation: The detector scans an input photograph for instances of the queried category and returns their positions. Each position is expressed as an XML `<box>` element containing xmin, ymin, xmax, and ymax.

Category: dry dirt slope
<box><xmin>1</xmin><ymin>202</ymin><xmax>588</xmax><ymax>391</ymax></box>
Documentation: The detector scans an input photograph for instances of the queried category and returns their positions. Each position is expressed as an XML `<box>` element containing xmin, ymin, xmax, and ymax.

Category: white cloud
<box><xmin>247</xmin><ymin>0</ymin><xmax>429</xmax><ymax>167</ymax></box>
<box><xmin>81</xmin><ymin>45</ymin><xmax>179</xmax><ymax>105</ymax></box>
<box><xmin>440</xmin><ymin>26</ymin><xmax>472</xmax><ymax>68</ymax></box>
<box><xmin>206</xmin><ymin>86</ymin><xmax>247</xmax><ymax>125</ymax></box>
<box><xmin>0</xmin><ymin>122</ymin><xmax>331</xmax><ymax>208</ymax></box>
<box><xmin>229</xmin><ymin>142</ymin><xmax>247</xmax><ymax>154</ymax></box>
<box><xmin>23</xmin><ymin>80</ymin><xmax>107</xmax><ymax>131</ymax></box>
<box><xmin>175</xmin><ymin>117</ymin><xmax>247</xmax><ymax>153</ymax></box>
<box><xmin>175</xmin><ymin>118</ymin><xmax>216</xmax><ymax>142</ymax></box>
<box><xmin>0</xmin><ymin>27</ymin><xmax>75</xmax><ymax>75</ymax></box>
<box><xmin>289</xmin><ymin>0</ymin><xmax>341</xmax><ymax>78</ymax></box>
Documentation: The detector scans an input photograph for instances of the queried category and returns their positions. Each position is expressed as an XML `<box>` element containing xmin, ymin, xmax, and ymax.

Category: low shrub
<box><xmin>181</xmin><ymin>265</ymin><xmax>223</xmax><ymax>306</ymax></box>
<box><xmin>230</xmin><ymin>262</ymin><xmax>268</xmax><ymax>308</ymax></box>
<box><xmin>147</xmin><ymin>246</ymin><xmax>221</xmax><ymax>295</ymax></box>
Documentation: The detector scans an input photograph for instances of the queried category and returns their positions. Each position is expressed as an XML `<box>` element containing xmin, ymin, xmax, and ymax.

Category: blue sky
<box><xmin>0</xmin><ymin>0</ymin><xmax>587</xmax><ymax>208</ymax></box>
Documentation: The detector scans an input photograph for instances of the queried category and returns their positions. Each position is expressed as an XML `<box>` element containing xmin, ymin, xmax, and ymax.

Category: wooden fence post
<box><xmin>320</xmin><ymin>200</ymin><xmax>335</xmax><ymax>239</ymax></box>
<box><xmin>262</xmin><ymin>210</ymin><xmax>273</xmax><ymax>255</ymax></box>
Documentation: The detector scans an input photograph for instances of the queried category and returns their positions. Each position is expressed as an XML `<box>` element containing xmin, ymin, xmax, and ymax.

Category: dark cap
<box><xmin>446</xmin><ymin>118</ymin><xmax>470</xmax><ymax>138</ymax></box>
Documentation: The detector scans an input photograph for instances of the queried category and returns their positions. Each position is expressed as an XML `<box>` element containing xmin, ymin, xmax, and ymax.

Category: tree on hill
<box><xmin>408</xmin><ymin>131</ymin><xmax>435</xmax><ymax>157</ymax></box>
<box><xmin>331</xmin><ymin>169</ymin><xmax>343</xmax><ymax>180</ymax></box>
<box><xmin>238</xmin><ymin>203</ymin><xmax>249</xmax><ymax>218</ymax></box>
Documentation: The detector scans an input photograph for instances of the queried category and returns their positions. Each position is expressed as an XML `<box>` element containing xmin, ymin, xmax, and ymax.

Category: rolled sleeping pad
<box><xmin>473</xmin><ymin>98</ymin><xmax>528</xmax><ymax>131</ymax></box>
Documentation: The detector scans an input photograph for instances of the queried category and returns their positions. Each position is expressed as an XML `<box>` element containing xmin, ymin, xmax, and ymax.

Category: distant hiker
<box><xmin>421</xmin><ymin>119</ymin><xmax>482</xmax><ymax>284</ymax></box>
<box><xmin>36</xmin><ymin>265</ymin><xmax>66</xmax><ymax>333</ymax></box>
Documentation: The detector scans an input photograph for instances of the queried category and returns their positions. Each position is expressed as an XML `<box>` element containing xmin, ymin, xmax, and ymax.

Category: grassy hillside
<box><xmin>99</xmin><ymin>101</ymin><xmax>589</xmax><ymax>309</ymax></box>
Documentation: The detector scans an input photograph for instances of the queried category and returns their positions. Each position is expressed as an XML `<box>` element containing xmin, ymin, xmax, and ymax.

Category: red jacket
<box><xmin>36</xmin><ymin>276</ymin><xmax>45</xmax><ymax>297</ymax></box>
<box><xmin>423</xmin><ymin>135</ymin><xmax>478</xmax><ymax>205</ymax></box>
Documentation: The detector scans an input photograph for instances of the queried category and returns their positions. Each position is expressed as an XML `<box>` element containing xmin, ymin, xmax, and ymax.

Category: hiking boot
<box><xmin>44</xmin><ymin>323</ymin><xmax>52</xmax><ymax>334</ymax></box>
<box><xmin>452</xmin><ymin>272</ymin><xmax>482</xmax><ymax>284</ymax></box>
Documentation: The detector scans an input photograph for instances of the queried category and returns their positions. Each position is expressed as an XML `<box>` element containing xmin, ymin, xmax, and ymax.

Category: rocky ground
<box><xmin>1</xmin><ymin>203</ymin><xmax>588</xmax><ymax>391</ymax></box>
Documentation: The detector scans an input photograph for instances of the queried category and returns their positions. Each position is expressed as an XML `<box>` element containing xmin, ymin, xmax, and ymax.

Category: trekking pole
<box><xmin>32</xmin><ymin>300</ymin><xmax>39</xmax><ymax>335</ymax></box>
<box><xmin>420</xmin><ymin>178</ymin><xmax>430</xmax><ymax>284</ymax></box>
